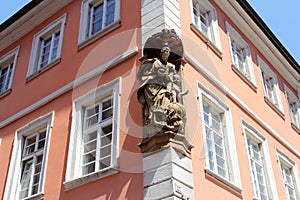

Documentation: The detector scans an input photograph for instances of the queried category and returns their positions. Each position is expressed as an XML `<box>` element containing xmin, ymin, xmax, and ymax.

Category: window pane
<box><xmin>83</xmin><ymin>151</ymin><xmax>96</xmax><ymax>164</ymax></box>
<box><xmin>101</xmin><ymin>133</ymin><xmax>112</xmax><ymax>146</ymax></box>
<box><xmin>99</xmin><ymin>156</ymin><xmax>111</xmax><ymax>169</ymax></box>
<box><xmin>100</xmin><ymin>145</ymin><xmax>111</xmax><ymax>158</ymax></box>
<box><xmin>85</xmin><ymin>105</ymin><xmax>99</xmax><ymax>128</ymax></box>
<box><xmin>40</xmin><ymin>38</ymin><xmax>51</xmax><ymax>68</ymax></box>
<box><xmin>84</xmin><ymin>131</ymin><xmax>97</xmax><ymax>143</ymax></box>
<box><xmin>102</xmin><ymin>124</ymin><xmax>112</xmax><ymax>135</ymax></box>
<box><xmin>50</xmin><ymin>32</ymin><xmax>60</xmax><ymax>61</ymax></box>
<box><xmin>203</xmin><ymin>102</ymin><xmax>228</xmax><ymax>178</ymax></box>
<box><xmin>38</xmin><ymin>130</ymin><xmax>46</xmax><ymax>150</ymax></box>
<box><xmin>91</xmin><ymin>3</ymin><xmax>104</xmax><ymax>34</ymax></box>
<box><xmin>103</xmin><ymin>98</ymin><xmax>113</xmax><ymax>110</ymax></box>
<box><xmin>20</xmin><ymin>160</ymin><xmax>33</xmax><ymax>199</ymax></box>
<box><xmin>102</xmin><ymin>99</ymin><xmax>113</xmax><ymax>120</ymax></box>
<box><xmin>82</xmin><ymin>162</ymin><xmax>95</xmax><ymax>175</ymax></box>
<box><xmin>0</xmin><ymin>64</ymin><xmax>13</xmax><ymax>93</ymax></box>
<box><xmin>105</xmin><ymin>0</ymin><xmax>115</xmax><ymax>26</ymax></box>
<box><xmin>83</xmin><ymin>140</ymin><xmax>97</xmax><ymax>153</ymax></box>
<box><xmin>247</xmin><ymin>138</ymin><xmax>269</xmax><ymax>199</ymax></box>
<box><xmin>25</xmin><ymin>136</ymin><xmax>36</xmax><ymax>155</ymax></box>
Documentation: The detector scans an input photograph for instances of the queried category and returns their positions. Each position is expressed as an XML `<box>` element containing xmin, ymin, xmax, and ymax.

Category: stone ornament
<box><xmin>137</xmin><ymin>29</ymin><xmax>186</xmax><ymax>139</ymax></box>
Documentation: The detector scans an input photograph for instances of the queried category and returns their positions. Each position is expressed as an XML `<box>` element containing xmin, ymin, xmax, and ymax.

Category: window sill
<box><xmin>23</xmin><ymin>192</ymin><xmax>44</xmax><ymax>200</ymax></box>
<box><xmin>78</xmin><ymin>20</ymin><xmax>121</xmax><ymax>51</ymax></box>
<box><xmin>26</xmin><ymin>58</ymin><xmax>61</xmax><ymax>82</ymax></box>
<box><xmin>190</xmin><ymin>23</ymin><xmax>223</xmax><ymax>59</ymax></box>
<box><xmin>264</xmin><ymin>97</ymin><xmax>285</xmax><ymax>119</ymax></box>
<box><xmin>231</xmin><ymin>64</ymin><xmax>257</xmax><ymax>92</ymax></box>
<box><xmin>64</xmin><ymin>167</ymin><xmax>119</xmax><ymax>191</ymax></box>
<box><xmin>0</xmin><ymin>88</ymin><xmax>12</xmax><ymax>99</ymax></box>
<box><xmin>291</xmin><ymin>122</ymin><xmax>300</xmax><ymax>134</ymax></box>
<box><xmin>204</xmin><ymin>169</ymin><xmax>242</xmax><ymax>196</ymax></box>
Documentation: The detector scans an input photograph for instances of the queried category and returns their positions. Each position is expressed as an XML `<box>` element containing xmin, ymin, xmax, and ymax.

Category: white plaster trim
<box><xmin>3</xmin><ymin>112</ymin><xmax>54</xmax><ymax>200</ymax></box>
<box><xmin>64</xmin><ymin>77</ymin><xmax>121</xmax><ymax>189</ymax></box>
<box><xmin>242</xmin><ymin>120</ymin><xmax>279</xmax><ymax>200</ymax></box>
<box><xmin>78</xmin><ymin>0</ymin><xmax>121</xmax><ymax>45</ymax></box>
<box><xmin>198</xmin><ymin>84</ymin><xmax>242</xmax><ymax>188</ymax></box>
<box><xmin>185</xmin><ymin>51</ymin><xmax>300</xmax><ymax>159</ymax></box>
<box><xmin>257</xmin><ymin>55</ymin><xmax>285</xmax><ymax>115</ymax></box>
<box><xmin>275</xmin><ymin>148</ymin><xmax>300</xmax><ymax>200</ymax></box>
<box><xmin>225</xmin><ymin>21</ymin><xmax>256</xmax><ymax>87</ymax></box>
<box><xmin>0</xmin><ymin>46</ymin><xmax>20</xmax><ymax>93</ymax></box>
<box><xmin>27</xmin><ymin>13</ymin><xmax>67</xmax><ymax>78</ymax></box>
<box><xmin>0</xmin><ymin>47</ymin><xmax>138</xmax><ymax>128</ymax></box>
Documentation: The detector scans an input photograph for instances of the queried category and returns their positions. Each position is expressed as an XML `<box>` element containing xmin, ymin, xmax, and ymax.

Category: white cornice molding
<box><xmin>214</xmin><ymin>0</ymin><xmax>300</xmax><ymax>90</ymax></box>
<box><xmin>0</xmin><ymin>47</ymin><xmax>138</xmax><ymax>128</ymax></box>
<box><xmin>0</xmin><ymin>0</ymin><xmax>72</xmax><ymax>52</ymax></box>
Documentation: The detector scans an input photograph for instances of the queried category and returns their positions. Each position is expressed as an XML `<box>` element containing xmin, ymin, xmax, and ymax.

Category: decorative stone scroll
<box><xmin>137</xmin><ymin>29</ymin><xmax>187</xmax><ymax>143</ymax></box>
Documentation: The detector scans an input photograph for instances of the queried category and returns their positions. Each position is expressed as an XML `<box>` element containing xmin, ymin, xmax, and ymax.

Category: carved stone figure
<box><xmin>137</xmin><ymin>29</ymin><xmax>186</xmax><ymax>138</ymax></box>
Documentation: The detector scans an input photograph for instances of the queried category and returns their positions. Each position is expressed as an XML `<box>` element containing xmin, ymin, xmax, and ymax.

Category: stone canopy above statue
<box><xmin>141</xmin><ymin>29</ymin><xmax>185</xmax><ymax>71</ymax></box>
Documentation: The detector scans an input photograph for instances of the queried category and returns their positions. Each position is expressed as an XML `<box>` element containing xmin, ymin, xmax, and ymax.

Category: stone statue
<box><xmin>137</xmin><ymin>42</ymin><xmax>185</xmax><ymax>137</ymax></box>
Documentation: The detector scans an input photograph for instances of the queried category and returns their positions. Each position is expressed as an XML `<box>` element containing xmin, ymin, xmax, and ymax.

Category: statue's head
<box><xmin>161</xmin><ymin>44</ymin><xmax>170</xmax><ymax>63</ymax></box>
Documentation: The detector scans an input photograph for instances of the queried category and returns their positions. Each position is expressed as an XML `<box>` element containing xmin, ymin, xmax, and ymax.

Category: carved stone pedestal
<box><xmin>141</xmin><ymin>142</ymin><xmax>194</xmax><ymax>200</ymax></box>
<box><xmin>139</xmin><ymin>131</ymin><xmax>193</xmax><ymax>157</ymax></box>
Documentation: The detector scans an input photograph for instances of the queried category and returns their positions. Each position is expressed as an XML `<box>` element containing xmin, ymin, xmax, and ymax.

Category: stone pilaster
<box><xmin>143</xmin><ymin>147</ymin><xmax>194</xmax><ymax>200</ymax></box>
<box><xmin>140</xmin><ymin>2</ymin><xmax>194</xmax><ymax>198</ymax></box>
<box><xmin>141</xmin><ymin>0</ymin><xmax>181</xmax><ymax>45</ymax></box>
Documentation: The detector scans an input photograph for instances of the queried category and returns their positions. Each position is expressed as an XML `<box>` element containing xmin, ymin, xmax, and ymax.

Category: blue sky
<box><xmin>0</xmin><ymin>0</ymin><xmax>299</xmax><ymax>64</ymax></box>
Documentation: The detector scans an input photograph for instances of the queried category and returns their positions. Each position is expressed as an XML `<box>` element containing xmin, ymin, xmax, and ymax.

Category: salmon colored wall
<box><xmin>0</xmin><ymin>0</ymin><xmax>144</xmax><ymax>199</ymax></box>
<box><xmin>179</xmin><ymin>0</ymin><xmax>300</xmax><ymax>199</ymax></box>
<box><xmin>1</xmin><ymin>0</ymin><xmax>299</xmax><ymax>199</ymax></box>
<box><xmin>0</xmin><ymin>0</ymin><xmax>141</xmax><ymax>122</ymax></box>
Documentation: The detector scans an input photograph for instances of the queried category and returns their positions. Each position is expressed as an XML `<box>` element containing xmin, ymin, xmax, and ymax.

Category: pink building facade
<box><xmin>0</xmin><ymin>0</ymin><xmax>299</xmax><ymax>199</ymax></box>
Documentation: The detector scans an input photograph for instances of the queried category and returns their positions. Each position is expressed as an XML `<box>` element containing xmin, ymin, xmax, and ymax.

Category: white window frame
<box><xmin>257</xmin><ymin>56</ymin><xmax>284</xmax><ymax>114</ymax></box>
<box><xmin>190</xmin><ymin>0</ymin><xmax>222</xmax><ymax>51</ymax></box>
<box><xmin>276</xmin><ymin>149</ymin><xmax>300</xmax><ymax>200</ymax></box>
<box><xmin>27</xmin><ymin>14</ymin><xmax>67</xmax><ymax>79</ymax></box>
<box><xmin>283</xmin><ymin>84</ymin><xmax>300</xmax><ymax>130</ymax></box>
<box><xmin>3</xmin><ymin>112</ymin><xmax>54</xmax><ymax>200</ymax></box>
<box><xmin>64</xmin><ymin>78</ymin><xmax>121</xmax><ymax>190</ymax></box>
<box><xmin>242</xmin><ymin>120</ymin><xmax>278</xmax><ymax>200</ymax></box>
<box><xmin>198</xmin><ymin>82</ymin><xmax>241</xmax><ymax>190</ymax></box>
<box><xmin>0</xmin><ymin>46</ymin><xmax>19</xmax><ymax>96</ymax></box>
<box><xmin>78</xmin><ymin>0</ymin><xmax>121</xmax><ymax>46</ymax></box>
<box><xmin>226</xmin><ymin>22</ymin><xmax>256</xmax><ymax>86</ymax></box>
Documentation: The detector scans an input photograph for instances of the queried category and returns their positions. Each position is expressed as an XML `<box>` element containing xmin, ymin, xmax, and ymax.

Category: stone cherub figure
<box><xmin>137</xmin><ymin>44</ymin><xmax>185</xmax><ymax>137</ymax></box>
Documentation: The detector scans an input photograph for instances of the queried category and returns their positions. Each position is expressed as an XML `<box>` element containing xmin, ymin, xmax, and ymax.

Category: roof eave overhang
<box><xmin>0</xmin><ymin>0</ymin><xmax>72</xmax><ymax>52</ymax></box>
<box><xmin>215</xmin><ymin>0</ymin><xmax>300</xmax><ymax>90</ymax></box>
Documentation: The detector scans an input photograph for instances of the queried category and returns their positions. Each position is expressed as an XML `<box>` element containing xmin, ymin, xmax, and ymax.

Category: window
<box><xmin>198</xmin><ymin>83</ymin><xmax>241</xmax><ymax>190</ymax></box>
<box><xmin>27</xmin><ymin>14</ymin><xmax>66</xmax><ymax>78</ymax></box>
<box><xmin>284</xmin><ymin>84</ymin><xmax>300</xmax><ymax>129</ymax></box>
<box><xmin>65</xmin><ymin>78</ymin><xmax>121</xmax><ymax>190</ymax></box>
<box><xmin>191</xmin><ymin>0</ymin><xmax>221</xmax><ymax>50</ymax></box>
<box><xmin>242</xmin><ymin>121</ymin><xmax>278</xmax><ymax>200</ymax></box>
<box><xmin>78</xmin><ymin>0</ymin><xmax>120</xmax><ymax>45</ymax></box>
<box><xmin>276</xmin><ymin>150</ymin><xmax>300</xmax><ymax>200</ymax></box>
<box><xmin>203</xmin><ymin>101</ymin><xmax>228</xmax><ymax>178</ymax></box>
<box><xmin>0</xmin><ymin>46</ymin><xmax>19</xmax><ymax>96</ymax></box>
<box><xmin>247</xmin><ymin>138</ymin><xmax>269</xmax><ymax>199</ymax></box>
<box><xmin>81</xmin><ymin>97</ymin><xmax>114</xmax><ymax>175</ymax></box>
<box><xmin>19</xmin><ymin>130</ymin><xmax>46</xmax><ymax>199</ymax></box>
<box><xmin>3</xmin><ymin>112</ymin><xmax>53</xmax><ymax>200</ymax></box>
<box><xmin>258</xmin><ymin>56</ymin><xmax>283</xmax><ymax>113</ymax></box>
<box><xmin>226</xmin><ymin>22</ymin><xmax>255</xmax><ymax>85</ymax></box>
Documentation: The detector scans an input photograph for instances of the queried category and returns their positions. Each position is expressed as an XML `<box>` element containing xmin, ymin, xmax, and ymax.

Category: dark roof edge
<box><xmin>0</xmin><ymin>0</ymin><xmax>44</xmax><ymax>32</ymax></box>
<box><xmin>237</xmin><ymin>0</ymin><xmax>300</xmax><ymax>73</ymax></box>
